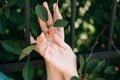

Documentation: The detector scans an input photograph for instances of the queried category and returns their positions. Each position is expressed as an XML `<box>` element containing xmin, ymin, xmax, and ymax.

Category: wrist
<box><xmin>46</xmin><ymin>62</ymin><xmax>64</xmax><ymax>80</ymax></box>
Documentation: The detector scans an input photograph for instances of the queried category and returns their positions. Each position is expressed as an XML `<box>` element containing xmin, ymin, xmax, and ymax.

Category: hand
<box><xmin>37</xmin><ymin>33</ymin><xmax>78</xmax><ymax>80</ymax></box>
<box><xmin>36</xmin><ymin>2</ymin><xmax>78</xmax><ymax>80</ymax></box>
<box><xmin>34</xmin><ymin>2</ymin><xmax>64</xmax><ymax>80</ymax></box>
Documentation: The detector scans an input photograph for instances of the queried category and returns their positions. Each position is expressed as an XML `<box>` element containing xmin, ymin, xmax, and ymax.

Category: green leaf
<box><xmin>35</xmin><ymin>4</ymin><xmax>48</xmax><ymax>22</ymax></box>
<box><xmin>78</xmin><ymin>55</ymin><xmax>85</xmax><ymax>75</ymax></box>
<box><xmin>7</xmin><ymin>0</ymin><xmax>18</xmax><ymax>7</ymax></box>
<box><xmin>104</xmin><ymin>66</ymin><xmax>117</xmax><ymax>75</ymax></box>
<box><xmin>22</xmin><ymin>59</ymin><xmax>34</xmax><ymax>80</ymax></box>
<box><xmin>54</xmin><ymin>19</ymin><xmax>68</xmax><ymax>27</ymax></box>
<box><xmin>0</xmin><ymin>40</ymin><xmax>22</xmax><ymax>55</ymax></box>
<box><xmin>84</xmin><ymin>59</ymin><xmax>99</xmax><ymax>73</ymax></box>
<box><xmin>70</xmin><ymin>76</ymin><xmax>79</xmax><ymax>80</ymax></box>
<box><xmin>30</xmin><ymin>20</ymin><xmax>41</xmax><ymax>39</ymax></box>
<box><xmin>19</xmin><ymin>44</ymin><xmax>36</xmax><ymax>61</ymax></box>
<box><xmin>93</xmin><ymin>59</ymin><xmax>106</xmax><ymax>73</ymax></box>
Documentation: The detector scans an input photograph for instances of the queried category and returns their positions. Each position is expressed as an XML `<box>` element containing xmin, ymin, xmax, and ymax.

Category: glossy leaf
<box><xmin>19</xmin><ymin>44</ymin><xmax>36</xmax><ymax>60</ymax></box>
<box><xmin>93</xmin><ymin>59</ymin><xmax>106</xmax><ymax>73</ymax></box>
<box><xmin>84</xmin><ymin>59</ymin><xmax>99</xmax><ymax>73</ymax></box>
<box><xmin>0</xmin><ymin>40</ymin><xmax>22</xmax><ymax>55</ymax></box>
<box><xmin>22</xmin><ymin>59</ymin><xmax>34</xmax><ymax>80</ymax></box>
<box><xmin>70</xmin><ymin>76</ymin><xmax>79</xmax><ymax>80</ymax></box>
<box><xmin>78</xmin><ymin>55</ymin><xmax>85</xmax><ymax>75</ymax></box>
<box><xmin>30</xmin><ymin>20</ymin><xmax>41</xmax><ymax>39</ymax></box>
<box><xmin>35</xmin><ymin>4</ymin><xmax>48</xmax><ymax>22</ymax></box>
<box><xmin>54</xmin><ymin>19</ymin><xmax>68</xmax><ymax>27</ymax></box>
<box><xmin>104</xmin><ymin>66</ymin><xmax>117</xmax><ymax>75</ymax></box>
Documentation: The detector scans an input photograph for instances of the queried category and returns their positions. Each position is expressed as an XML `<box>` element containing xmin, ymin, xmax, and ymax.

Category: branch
<box><xmin>0</xmin><ymin>1</ymin><xmax>7</xmax><ymax>12</ymax></box>
<box><xmin>88</xmin><ymin>26</ymin><xmax>108</xmax><ymax>59</ymax></box>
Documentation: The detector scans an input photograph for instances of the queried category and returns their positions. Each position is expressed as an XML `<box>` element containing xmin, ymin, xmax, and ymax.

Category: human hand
<box><xmin>37</xmin><ymin>33</ymin><xmax>78</xmax><ymax>80</ymax></box>
<box><xmin>34</xmin><ymin>2</ymin><xmax>65</xmax><ymax>80</ymax></box>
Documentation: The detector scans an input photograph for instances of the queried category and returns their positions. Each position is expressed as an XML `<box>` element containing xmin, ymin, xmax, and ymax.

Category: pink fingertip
<box><xmin>43</xmin><ymin>1</ymin><xmax>47</xmax><ymax>6</ymax></box>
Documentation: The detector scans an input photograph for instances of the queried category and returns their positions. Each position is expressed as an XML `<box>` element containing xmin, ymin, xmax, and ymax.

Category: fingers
<box><xmin>53</xmin><ymin>3</ymin><xmax>64</xmax><ymax>39</ymax></box>
<box><xmin>38</xmin><ymin>18</ymin><xmax>48</xmax><ymax>33</ymax></box>
<box><xmin>37</xmin><ymin>33</ymin><xmax>48</xmax><ymax>56</ymax></box>
<box><xmin>38</xmin><ymin>2</ymin><xmax>53</xmax><ymax>33</ymax></box>
<box><xmin>36</xmin><ymin>32</ymin><xmax>45</xmax><ymax>45</ymax></box>
<box><xmin>30</xmin><ymin>33</ymin><xmax>36</xmax><ymax>44</ymax></box>
<box><xmin>43</xmin><ymin>2</ymin><xmax>53</xmax><ymax>27</ymax></box>
<box><xmin>53</xmin><ymin>34</ymin><xmax>67</xmax><ymax>49</ymax></box>
<box><xmin>53</xmin><ymin>3</ymin><xmax>62</xmax><ymax>21</ymax></box>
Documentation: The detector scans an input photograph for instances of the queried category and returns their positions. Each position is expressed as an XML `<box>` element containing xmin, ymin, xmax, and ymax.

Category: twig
<box><xmin>83</xmin><ymin>73</ymin><xmax>88</xmax><ymax>80</ymax></box>
<box><xmin>0</xmin><ymin>1</ymin><xmax>7</xmax><ymax>12</ymax></box>
<box><xmin>112</xmin><ymin>44</ymin><xmax>120</xmax><ymax>56</ymax></box>
<box><xmin>88</xmin><ymin>26</ymin><xmax>108</xmax><ymax>59</ymax></box>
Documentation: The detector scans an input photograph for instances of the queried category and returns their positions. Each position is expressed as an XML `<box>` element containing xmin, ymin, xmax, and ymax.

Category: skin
<box><xmin>31</xmin><ymin>2</ymin><xmax>78</xmax><ymax>80</ymax></box>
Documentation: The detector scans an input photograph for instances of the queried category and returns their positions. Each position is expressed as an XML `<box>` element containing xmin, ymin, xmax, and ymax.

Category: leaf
<box><xmin>54</xmin><ymin>19</ymin><xmax>68</xmax><ymax>27</ymax></box>
<box><xmin>0</xmin><ymin>40</ymin><xmax>22</xmax><ymax>55</ymax></box>
<box><xmin>93</xmin><ymin>59</ymin><xmax>106</xmax><ymax>73</ymax></box>
<box><xmin>104</xmin><ymin>66</ymin><xmax>117</xmax><ymax>75</ymax></box>
<box><xmin>35</xmin><ymin>4</ymin><xmax>48</xmax><ymax>22</ymax></box>
<box><xmin>19</xmin><ymin>44</ymin><xmax>36</xmax><ymax>61</ymax></box>
<box><xmin>30</xmin><ymin>20</ymin><xmax>41</xmax><ymax>39</ymax></box>
<box><xmin>84</xmin><ymin>59</ymin><xmax>99</xmax><ymax>73</ymax></box>
<box><xmin>7</xmin><ymin>0</ymin><xmax>18</xmax><ymax>7</ymax></box>
<box><xmin>22</xmin><ymin>59</ymin><xmax>34</xmax><ymax>80</ymax></box>
<box><xmin>78</xmin><ymin>55</ymin><xmax>85</xmax><ymax>75</ymax></box>
<box><xmin>70</xmin><ymin>76</ymin><xmax>79</xmax><ymax>80</ymax></box>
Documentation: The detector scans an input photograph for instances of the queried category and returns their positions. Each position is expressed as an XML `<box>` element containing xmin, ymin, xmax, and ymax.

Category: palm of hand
<box><xmin>37</xmin><ymin>32</ymin><xmax>77</xmax><ymax>74</ymax></box>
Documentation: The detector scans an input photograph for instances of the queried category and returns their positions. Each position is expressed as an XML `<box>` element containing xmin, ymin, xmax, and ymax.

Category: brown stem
<box><xmin>88</xmin><ymin>26</ymin><xmax>108</xmax><ymax>59</ymax></box>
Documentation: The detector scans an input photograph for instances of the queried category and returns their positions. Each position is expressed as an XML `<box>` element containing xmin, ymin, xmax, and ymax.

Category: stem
<box><xmin>0</xmin><ymin>1</ymin><xmax>7</xmax><ymax>12</ymax></box>
<box><xmin>88</xmin><ymin>26</ymin><xmax>108</xmax><ymax>59</ymax></box>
